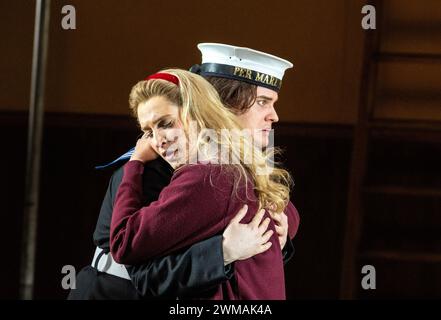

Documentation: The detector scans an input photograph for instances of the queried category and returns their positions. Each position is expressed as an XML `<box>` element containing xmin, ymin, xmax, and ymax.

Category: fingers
<box><xmin>274</xmin><ymin>224</ymin><xmax>284</xmax><ymax>236</ymax></box>
<box><xmin>249</xmin><ymin>209</ymin><xmax>265</xmax><ymax>228</ymax></box>
<box><xmin>258</xmin><ymin>241</ymin><xmax>272</xmax><ymax>254</ymax></box>
<box><xmin>230</xmin><ymin>204</ymin><xmax>248</xmax><ymax>224</ymax></box>
<box><xmin>267</xmin><ymin>203</ymin><xmax>276</xmax><ymax>212</ymax></box>
<box><xmin>250</xmin><ymin>208</ymin><xmax>266</xmax><ymax>228</ymax></box>
<box><xmin>261</xmin><ymin>229</ymin><xmax>274</xmax><ymax>244</ymax></box>
<box><xmin>278</xmin><ymin>213</ymin><xmax>289</xmax><ymax>230</ymax></box>
<box><xmin>135</xmin><ymin>137</ymin><xmax>154</xmax><ymax>151</ymax></box>
<box><xmin>258</xmin><ymin>217</ymin><xmax>271</xmax><ymax>234</ymax></box>
<box><xmin>139</xmin><ymin>131</ymin><xmax>156</xmax><ymax>143</ymax></box>
<box><xmin>280</xmin><ymin>212</ymin><xmax>288</xmax><ymax>222</ymax></box>
<box><xmin>269</xmin><ymin>211</ymin><xmax>282</xmax><ymax>224</ymax></box>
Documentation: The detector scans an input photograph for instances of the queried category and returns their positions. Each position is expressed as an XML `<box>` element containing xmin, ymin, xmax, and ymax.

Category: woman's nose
<box><xmin>154</xmin><ymin>131</ymin><xmax>165</xmax><ymax>148</ymax></box>
<box><xmin>157</xmin><ymin>137</ymin><xmax>167</xmax><ymax>149</ymax></box>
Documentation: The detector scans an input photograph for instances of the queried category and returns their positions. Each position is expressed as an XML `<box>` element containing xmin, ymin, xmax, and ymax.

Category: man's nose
<box><xmin>267</xmin><ymin>105</ymin><xmax>279</xmax><ymax>123</ymax></box>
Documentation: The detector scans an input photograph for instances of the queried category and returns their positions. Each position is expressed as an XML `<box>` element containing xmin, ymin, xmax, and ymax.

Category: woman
<box><xmin>110</xmin><ymin>69</ymin><xmax>299</xmax><ymax>299</ymax></box>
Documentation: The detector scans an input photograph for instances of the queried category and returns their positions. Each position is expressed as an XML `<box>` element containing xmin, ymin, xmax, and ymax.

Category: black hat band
<box><xmin>198</xmin><ymin>63</ymin><xmax>282</xmax><ymax>92</ymax></box>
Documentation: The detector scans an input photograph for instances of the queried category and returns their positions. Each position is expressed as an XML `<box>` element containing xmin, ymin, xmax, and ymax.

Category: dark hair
<box><xmin>204</xmin><ymin>76</ymin><xmax>257</xmax><ymax>115</ymax></box>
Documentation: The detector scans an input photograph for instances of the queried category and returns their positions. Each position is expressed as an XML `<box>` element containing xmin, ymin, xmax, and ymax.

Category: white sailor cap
<box><xmin>191</xmin><ymin>43</ymin><xmax>293</xmax><ymax>92</ymax></box>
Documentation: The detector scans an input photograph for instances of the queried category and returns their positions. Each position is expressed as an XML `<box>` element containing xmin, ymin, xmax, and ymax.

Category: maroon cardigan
<box><xmin>110</xmin><ymin>160</ymin><xmax>300</xmax><ymax>300</ymax></box>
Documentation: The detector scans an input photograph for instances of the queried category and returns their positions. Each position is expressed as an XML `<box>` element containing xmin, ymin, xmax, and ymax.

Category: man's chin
<box><xmin>253</xmin><ymin>137</ymin><xmax>269</xmax><ymax>150</ymax></box>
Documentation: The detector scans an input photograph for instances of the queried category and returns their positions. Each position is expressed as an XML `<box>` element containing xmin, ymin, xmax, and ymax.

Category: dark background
<box><xmin>1</xmin><ymin>0</ymin><xmax>440</xmax><ymax>299</ymax></box>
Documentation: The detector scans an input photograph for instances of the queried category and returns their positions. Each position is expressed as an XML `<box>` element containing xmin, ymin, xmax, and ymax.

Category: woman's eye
<box><xmin>162</xmin><ymin>121</ymin><xmax>173</xmax><ymax>128</ymax></box>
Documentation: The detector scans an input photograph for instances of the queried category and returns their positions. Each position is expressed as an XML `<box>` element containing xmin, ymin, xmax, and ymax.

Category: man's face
<box><xmin>236</xmin><ymin>86</ymin><xmax>279</xmax><ymax>148</ymax></box>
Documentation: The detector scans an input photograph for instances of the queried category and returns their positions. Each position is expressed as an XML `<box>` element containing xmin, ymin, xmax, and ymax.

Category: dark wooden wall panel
<box><xmin>277</xmin><ymin>131</ymin><xmax>352</xmax><ymax>298</ymax></box>
<box><xmin>0</xmin><ymin>0</ymin><xmax>365</xmax><ymax>124</ymax></box>
<box><xmin>0</xmin><ymin>116</ymin><xmax>27</xmax><ymax>299</ymax></box>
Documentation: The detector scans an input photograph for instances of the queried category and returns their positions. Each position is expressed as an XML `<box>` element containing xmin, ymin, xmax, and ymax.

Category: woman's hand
<box><xmin>269</xmin><ymin>211</ymin><xmax>288</xmax><ymax>249</ymax></box>
<box><xmin>222</xmin><ymin>205</ymin><xmax>273</xmax><ymax>265</ymax></box>
<box><xmin>130</xmin><ymin>135</ymin><xmax>159</xmax><ymax>163</ymax></box>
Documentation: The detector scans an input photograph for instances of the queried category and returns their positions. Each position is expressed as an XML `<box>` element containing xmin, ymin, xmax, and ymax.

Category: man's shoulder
<box><xmin>109</xmin><ymin>164</ymin><xmax>124</xmax><ymax>184</ymax></box>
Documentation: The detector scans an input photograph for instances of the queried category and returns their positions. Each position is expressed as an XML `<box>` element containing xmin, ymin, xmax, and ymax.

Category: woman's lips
<box><xmin>163</xmin><ymin>148</ymin><xmax>178</xmax><ymax>160</ymax></box>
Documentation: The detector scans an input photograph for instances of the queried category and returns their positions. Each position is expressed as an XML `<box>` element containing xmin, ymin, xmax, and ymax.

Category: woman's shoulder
<box><xmin>172</xmin><ymin>163</ymin><xmax>219</xmax><ymax>178</ymax></box>
<box><xmin>172</xmin><ymin>163</ymin><xmax>240</xmax><ymax>185</ymax></box>
<box><xmin>171</xmin><ymin>164</ymin><xmax>244</xmax><ymax>202</ymax></box>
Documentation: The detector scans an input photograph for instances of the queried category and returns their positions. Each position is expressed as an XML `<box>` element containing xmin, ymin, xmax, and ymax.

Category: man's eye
<box><xmin>257</xmin><ymin>100</ymin><xmax>267</xmax><ymax>106</ymax></box>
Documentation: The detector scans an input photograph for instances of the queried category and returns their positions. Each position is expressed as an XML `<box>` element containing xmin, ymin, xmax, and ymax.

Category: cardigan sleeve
<box><xmin>110</xmin><ymin>160</ymin><xmax>231</xmax><ymax>265</ymax></box>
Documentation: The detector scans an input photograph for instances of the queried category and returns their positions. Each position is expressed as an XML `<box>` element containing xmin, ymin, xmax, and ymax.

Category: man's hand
<box><xmin>130</xmin><ymin>135</ymin><xmax>159</xmax><ymax>163</ymax></box>
<box><xmin>222</xmin><ymin>205</ymin><xmax>273</xmax><ymax>265</ymax></box>
<box><xmin>269</xmin><ymin>211</ymin><xmax>288</xmax><ymax>249</ymax></box>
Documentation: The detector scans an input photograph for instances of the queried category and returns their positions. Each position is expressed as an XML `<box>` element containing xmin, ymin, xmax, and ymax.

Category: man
<box><xmin>68</xmin><ymin>43</ymin><xmax>299</xmax><ymax>300</ymax></box>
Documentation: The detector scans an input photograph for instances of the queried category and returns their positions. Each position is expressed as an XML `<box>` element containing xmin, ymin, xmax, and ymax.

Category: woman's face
<box><xmin>137</xmin><ymin>96</ymin><xmax>188</xmax><ymax>168</ymax></box>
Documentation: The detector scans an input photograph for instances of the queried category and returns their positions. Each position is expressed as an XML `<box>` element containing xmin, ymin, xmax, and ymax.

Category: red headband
<box><xmin>145</xmin><ymin>72</ymin><xmax>179</xmax><ymax>86</ymax></box>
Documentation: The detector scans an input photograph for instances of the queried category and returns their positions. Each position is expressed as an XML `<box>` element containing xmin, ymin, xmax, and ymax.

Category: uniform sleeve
<box><xmin>281</xmin><ymin>237</ymin><xmax>295</xmax><ymax>265</ymax></box>
<box><xmin>280</xmin><ymin>201</ymin><xmax>300</xmax><ymax>265</ymax></box>
<box><xmin>93</xmin><ymin>167</ymin><xmax>123</xmax><ymax>251</ymax></box>
<box><xmin>126</xmin><ymin>235</ymin><xmax>234</xmax><ymax>298</ymax></box>
<box><xmin>110</xmin><ymin>161</ymin><xmax>229</xmax><ymax>265</ymax></box>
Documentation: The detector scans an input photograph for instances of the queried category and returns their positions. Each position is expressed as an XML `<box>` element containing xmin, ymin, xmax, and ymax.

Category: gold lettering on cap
<box><xmin>254</xmin><ymin>72</ymin><xmax>281</xmax><ymax>88</ymax></box>
<box><xmin>245</xmin><ymin>69</ymin><xmax>252</xmax><ymax>80</ymax></box>
<box><xmin>234</xmin><ymin>67</ymin><xmax>253</xmax><ymax>80</ymax></box>
<box><xmin>233</xmin><ymin>67</ymin><xmax>242</xmax><ymax>76</ymax></box>
<box><xmin>269</xmin><ymin>76</ymin><xmax>278</xmax><ymax>87</ymax></box>
<box><xmin>255</xmin><ymin>72</ymin><xmax>265</xmax><ymax>82</ymax></box>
